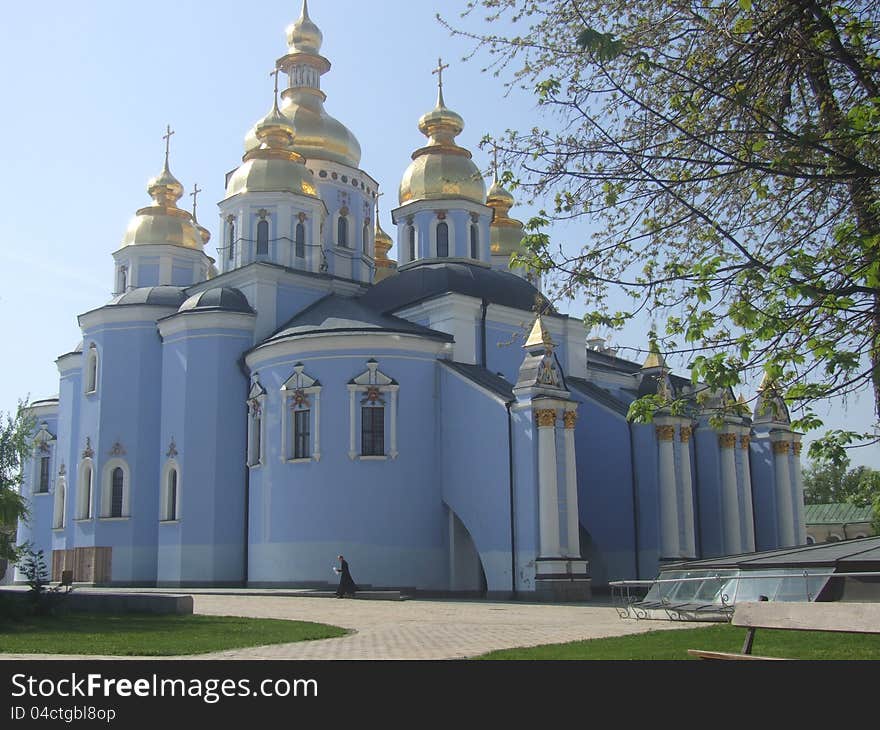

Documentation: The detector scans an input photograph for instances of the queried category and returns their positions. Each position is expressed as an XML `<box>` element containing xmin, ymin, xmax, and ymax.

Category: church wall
<box><xmin>315</xmin><ymin>176</ymin><xmax>372</xmax><ymax>283</ymax></box>
<box><xmin>438</xmin><ymin>368</ymin><xmax>513</xmax><ymax>594</ymax></box>
<box><xmin>749</xmin><ymin>433</ymin><xmax>780</xmax><ymax>550</ymax></box>
<box><xmin>631</xmin><ymin>423</ymin><xmax>662</xmax><ymax>579</ymax></box>
<box><xmin>275</xmin><ymin>284</ymin><xmax>335</xmax><ymax>332</ymax></box>
<box><xmin>510</xmin><ymin>405</ymin><xmax>540</xmax><ymax>593</ymax></box>
<box><xmin>694</xmin><ymin>424</ymin><xmax>725</xmax><ymax>557</ymax></box>
<box><xmin>136</xmin><ymin>259</ymin><xmax>160</xmax><ymax>288</ymax></box>
<box><xmin>157</xmin><ymin>323</ymin><xmax>252</xmax><ymax>586</ymax></box>
<box><xmin>569</xmin><ymin>395</ymin><xmax>638</xmax><ymax>586</ymax></box>
<box><xmin>246</xmin><ymin>347</ymin><xmax>447</xmax><ymax>589</ymax></box>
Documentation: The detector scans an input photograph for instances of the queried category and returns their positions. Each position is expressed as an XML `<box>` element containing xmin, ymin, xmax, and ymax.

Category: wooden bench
<box><xmin>688</xmin><ymin>601</ymin><xmax>880</xmax><ymax>660</ymax></box>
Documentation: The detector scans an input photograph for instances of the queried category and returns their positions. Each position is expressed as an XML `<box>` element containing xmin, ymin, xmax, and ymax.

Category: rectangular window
<box><xmin>293</xmin><ymin>409</ymin><xmax>310</xmax><ymax>459</ymax></box>
<box><xmin>361</xmin><ymin>406</ymin><xmax>384</xmax><ymax>457</ymax></box>
<box><xmin>38</xmin><ymin>456</ymin><xmax>50</xmax><ymax>493</ymax></box>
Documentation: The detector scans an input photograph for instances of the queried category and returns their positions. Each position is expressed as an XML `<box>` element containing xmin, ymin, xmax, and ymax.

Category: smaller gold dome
<box><xmin>487</xmin><ymin>178</ymin><xmax>524</xmax><ymax>257</ymax></box>
<box><xmin>226</xmin><ymin>100</ymin><xmax>320</xmax><ymax>199</ymax></box>
<box><xmin>286</xmin><ymin>0</ymin><xmax>322</xmax><ymax>55</ymax></box>
<box><xmin>374</xmin><ymin>219</ymin><xmax>397</xmax><ymax>283</ymax></box>
<box><xmin>147</xmin><ymin>163</ymin><xmax>185</xmax><ymax>208</ymax></box>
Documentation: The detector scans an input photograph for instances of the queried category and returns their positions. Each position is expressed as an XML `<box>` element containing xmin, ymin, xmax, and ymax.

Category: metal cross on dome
<box><xmin>163</xmin><ymin>124</ymin><xmax>175</xmax><ymax>167</ymax></box>
<box><xmin>432</xmin><ymin>57</ymin><xmax>449</xmax><ymax>91</ymax></box>
<box><xmin>190</xmin><ymin>183</ymin><xmax>202</xmax><ymax>219</ymax></box>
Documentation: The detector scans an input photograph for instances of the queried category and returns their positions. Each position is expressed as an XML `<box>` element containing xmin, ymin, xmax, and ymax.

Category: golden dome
<box><xmin>487</xmin><ymin>178</ymin><xmax>524</xmax><ymax>256</ymax></box>
<box><xmin>227</xmin><ymin>100</ymin><xmax>320</xmax><ymax>199</ymax></box>
<box><xmin>122</xmin><ymin>155</ymin><xmax>204</xmax><ymax>250</ymax></box>
<box><xmin>286</xmin><ymin>0</ymin><xmax>322</xmax><ymax>55</ymax></box>
<box><xmin>399</xmin><ymin>86</ymin><xmax>486</xmax><ymax>206</ymax></box>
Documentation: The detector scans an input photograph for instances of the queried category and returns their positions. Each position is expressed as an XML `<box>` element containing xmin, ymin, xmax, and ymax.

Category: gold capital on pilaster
<box><xmin>772</xmin><ymin>440</ymin><xmax>790</xmax><ymax>455</ymax></box>
<box><xmin>740</xmin><ymin>435</ymin><xmax>751</xmax><ymax>449</ymax></box>
<box><xmin>535</xmin><ymin>409</ymin><xmax>557</xmax><ymax>428</ymax></box>
<box><xmin>792</xmin><ymin>442</ymin><xmax>802</xmax><ymax>456</ymax></box>
<box><xmin>718</xmin><ymin>433</ymin><xmax>737</xmax><ymax>449</ymax></box>
<box><xmin>563</xmin><ymin>411</ymin><xmax>578</xmax><ymax>429</ymax></box>
<box><xmin>655</xmin><ymin>425</ymin><xmax>675</xmax><ymax>441</ymax></box>
<box><xmin>679</xmin><ymin>426</ymin><xmax>692</xmax><ymax>443</ymax></box>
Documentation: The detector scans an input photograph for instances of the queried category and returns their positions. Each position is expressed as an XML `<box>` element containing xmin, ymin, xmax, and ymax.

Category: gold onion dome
<box><xmin>245</xmin><ymin>2</ymin><xmax>361</xmax><ymax>168</ymax></box>
<box><xmin>122</xmin><ymin>147</ymin><xmax>204</xmax><ymax>250</ymax></box>
<box><xmin>399</xmin><ymin>78</ymin><xmax>486</xmax><ymax>206</ymax></box>
<box><xmin>487</xmin><ymin>177</ymin><xmax>524</xmax><ymax>256</ymax></box>
<box><xmin>227</xmin><ymin>99</ymin><xmax>319</xmax><ymax>199</ymax></box>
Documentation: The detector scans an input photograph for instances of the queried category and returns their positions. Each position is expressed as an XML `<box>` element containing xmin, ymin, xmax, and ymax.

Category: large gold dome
<box><xmin>399</xmin><ymin>91</ymin><xmax>485</xmax><ymax>206</ymax></box>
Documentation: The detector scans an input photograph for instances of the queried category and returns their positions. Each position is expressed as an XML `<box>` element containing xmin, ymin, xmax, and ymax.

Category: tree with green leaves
<box><xmin>803</xmin><ymin>458</ymin><xmax>880</xmax><ymax>532</ymax></box>
<box><xmin>0</xmin><ymin>401</ymin><xmax>34</xmax><ymax>565</ymax></box>
<box><xmin>444</xmin><ymin>0</ymin><xmax>879</xmax><ymax>460</ymax></box>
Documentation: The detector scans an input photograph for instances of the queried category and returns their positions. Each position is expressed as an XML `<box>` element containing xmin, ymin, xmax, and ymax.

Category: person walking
<box><xmin>333</xmin><ymin>554</ymin><xmax>357</xmax><ymax>598</ymax></box>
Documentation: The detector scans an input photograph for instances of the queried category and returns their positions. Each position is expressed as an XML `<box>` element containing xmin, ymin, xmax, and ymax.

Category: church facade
<box><xmin>13</xmin><ymin>3</ymin><xmax>806</xmax><ymax>599</ymax></box>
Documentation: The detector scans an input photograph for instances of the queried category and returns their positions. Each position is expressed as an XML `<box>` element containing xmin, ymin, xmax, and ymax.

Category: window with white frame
<box><xmin>77</xmin><ymin>460</ymin><xmax>94</xmax><ymax>520</ymax></box>
<box><xmin>256</xmin><ymin>218</ymin><xmax>270</xmax><ymax>256</ymax></box>
<box><xmin>247</xmin><ymin>380</ymin><xmax>267</xmax><ymax>467</ymax></box>
<box><xmin>470</xmin><ymin>223</ymin><xmax>479</xmax><ymax>259</ymax></box>
<box><xmin>337</xmin><ymin>213</ymin><xmax>349</xmax><ymax>248</ymax></box>
<box><xmin>408</xmin><ymin>224</ymin><xmax>416</xmax><ymax>262</ymax></box>
<box><xmin>161</xmin><ymin>462</ymin><xmax>180</xmax><ymax>522</ymax></box>
<box><xmin>101</xmin><ymin>458</ymin><xmax>130</xmax><ymax>518</ymax></box>
<box><xmin>227</xmin><ymin>217</ymin><xmax>236</xmax><ymax>260</ymax></box>
<box><xmin>295</xmin><ymin>220</ymin><xmax>306</xmax><ymax>259</ymax></box>
<box><xmin>53</xmin><ymin>476</ymin><xmax>66</xmax><ymax>529</ymax></box>
<box><xmin>281</xmin><ymin>364</ymin><xmax>321</xmax><ymax>462</ymax></box>
<box><xmin>85</xmin><ymin>344</ymin><xmax>99</xmax><ymax>394</ymax></box>
<box><xmin>347</xmin><ymin>359</ymin><xmax>398</xmax><ymax>460</ymax></box>
<box><xmin>436</xmin><ymin>221</ymin><xmax>449</xmax><ymax>257</ymax></box>
<box><xmin>32</xmin><ymin>422</ymin><xmax>55</xmax><ymax>494</ymax></box>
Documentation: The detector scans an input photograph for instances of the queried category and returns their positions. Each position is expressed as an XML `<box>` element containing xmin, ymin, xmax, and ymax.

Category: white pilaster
<box><xmin>678</xmin><ymin>425</ymin><xmax>697</xmax><ymax>558</ymax></box>
<box><xmin>719</xmin><ymin>432</ymin><xmax>742</xmax><ymax>554</ymax></box>
<box><xmin>348</xmin><ymin>387</ymin><xmax>357</xmax><ymax>460</ymax></box>
<box><xmin>562</xmin><ymin>410</ymin><xmax>580</xmax><ymax>558</ymax></box>
<box><xmin>536</xmin><ymin>408</ymin><xmax>561</xmax><ymax>558</ymax></box>
<box><xmin>771</xmin><ymin>433</ymin><xmax>795</xmax><ymax>546</ymax></box>
<box><xmin>656</xmin><ymin>423</ymin><xmax>680</xmax><ymax>558</ymax></box>
<box><xmin>791</xmin><ymin>439</ymin><xmax>806</xmax><ymax>544</ymax></box>
<box><xmin>738</xmin><ymin>433</ymin><xmax>756</xmax><ymax>552</ymax></box>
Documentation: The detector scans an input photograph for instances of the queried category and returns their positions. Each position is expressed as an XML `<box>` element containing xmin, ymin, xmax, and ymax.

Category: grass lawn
<box><xmin>476</xmin><ymin>623</ymin><xmax>880</xmax><ymax>660</ymax></box>
<box><xmin>0</xmin><ymin>613</ymin><xmax>348</xmax><ymax>656</ymax></box>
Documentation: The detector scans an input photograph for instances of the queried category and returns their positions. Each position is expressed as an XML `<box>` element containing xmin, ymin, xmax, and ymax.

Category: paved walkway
<box><xmin>0</xmin><ymin>592</ymin><xmax>701</xmax><ymax>660</ymax></box>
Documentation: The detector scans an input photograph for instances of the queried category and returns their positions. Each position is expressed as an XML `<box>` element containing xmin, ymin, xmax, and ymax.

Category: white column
<box><xmin>791</xmin><ymin>440</ymin><xmax>806</xmax><ymax>544</ymax></box>
<box><xmin>389</xmin><ymin>388</ymin><xmax>398</xmax><ymax>459</ymax></box>
<box><xmin>719</xmin><ymin>432</ymin><xmax>742</xmax><ymax>554</ymax></box>
<box><xmin>772</xmin><ymin>434</ymin><xmax>795</xmax><ymax>546</ymax></box>
<box><xmin>536</xmin><ymin>409</ymin><xmax>561</xmax><ymax>558</ymax></box>
<box><xmin>738</xmin><ymin>433</ymin><xmax>756</xmax><ymax>552</ymax></box>
<box><xmin>678</xmin><ymin>426</ymin><xmax>697</xmax><ymax>558</ymax></box>
<box><xmin>656</xmin><ymin>424</ymin><xmax>680</xmax><ymax>559</ymax></box>
<box><xmin>562</xmin><ymin>410</ymin><xmax>580</xmax><ymax>558</ymax></box>
<box><xmin>348</xmin><ymin>387</ymin><xmax>357</xmax><ymax>460</ymax></box>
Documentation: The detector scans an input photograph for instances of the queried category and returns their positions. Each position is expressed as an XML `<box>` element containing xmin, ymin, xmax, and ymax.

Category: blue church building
<box><xmin>13</xmin><ymin>3</ymin><xmax>806</xmax><ymax>600</ymax></box>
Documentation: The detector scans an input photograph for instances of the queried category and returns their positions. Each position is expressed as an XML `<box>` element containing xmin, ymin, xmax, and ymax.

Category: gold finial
<box><xmin>270</xmin><ymin>67</ymin><xmax>281</xmax><ymax>108</ymax></box>
<box><xmin>524</xmin><ymin>316</ymin><xmax>554</xmax><ymax>350</ymax></box>
<box><xmin>492</xmin><ymin>143</ymin><xmax>499</xmax><ymax>183</ymax></box>
<box><xmin>163</xmin><ymin>124</ymin><xmax>175</xmax><ymax>170</ymax></box>
<box><xmin>643</xmin><ymin>334</ymin><xmax>666</xmax><ymax>369</ymax></box>
<box><xmin>190</xmin><ymin>183</ymin><xmax>202</xmax><ymax>219</ymax></box>
<box><xmin>432</xmin><ymin>57</ymin><xmax>450</xmax><ymax>107</ymax></box>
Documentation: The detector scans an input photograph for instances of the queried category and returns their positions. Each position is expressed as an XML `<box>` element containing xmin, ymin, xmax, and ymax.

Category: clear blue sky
<box><xmin>0</xmin><ymin>0</ymin><xmax>876</xmax><ymax>468</ymax></box>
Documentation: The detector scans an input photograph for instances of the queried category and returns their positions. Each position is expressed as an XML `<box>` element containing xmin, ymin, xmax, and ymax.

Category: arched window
<box><xmin>227</xmin><ymin>219</ymin><xmax>236</xmax><ymax>260</ymax></box>
<box><xmin>110</xmin><ymin>467</ymin><xmax>124</xmax><ymax>518</ymax></box>
<box><xmin>86</xmin><ymin>345</ymin><xmax>98</xmax><ymax>394</ymax></box>
<box><xmin>256</xmin><ymin>219</ymin><xmax>269</xmax><ymax>255</ymax></box>
<box><xmin>77</xmin><ymin>462</ymin><xmax>93</xmax><ymax>520</ymax></box>
<box><xmin>470</xmin><ymin>224</ymin><xmax>479</xmax><ymax>259</ymax></box>
<box><xmin>409</xmin><ymin>225</ymin><xmax>416</xmax><ymax>262</ymax></box>
<box><xmin>162</xmin><ymin>466</ymin><xmax>179</xmax><ymax>522</ymax></box>
<box><xmin>53</xmin><ymin>478</ymin><xmax>66</xmax><ymax>529</ymax></box>
<box><xmin>295</xmin><ymin>222</ymin><xmax>305</xmax><ymax>259</ymax></box>
<box><xmin>337</xmin><ymin>216</ymin><xmax>348</xmax><ymax>248</ymax></box>
<box><xmin>436</xmin><ymin>221</ymin><xmax>449</xmax><ymax>257</ymax></box>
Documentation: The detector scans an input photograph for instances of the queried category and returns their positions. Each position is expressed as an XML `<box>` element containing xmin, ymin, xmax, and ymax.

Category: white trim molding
<box><xmin>160</xmin><ymin>459</ymin><xmax>181</xmax><ymax>522</ymax></box>
<box><xmin>76</xmin><ymin>458</ymin><xmax>95</xmax><ymax>521</ymax></box>
<box><xmin>281</xmin><ymin>363</ymin><xmax>322</xmax><ymax>462</ymax></box>
<box><xmin>347</xmin><ymin>359</ymin><xmax>399</xmax><ymax>460</ymax></box>
<box><xmin>53</xmin><ymin>475</ymin><xmax>67</xmax><ymax>530</ymax></box>
<box><xmin>100</xmin><ymin>456</ymin><xmax>131</xmax><ymax>519</ymax></box>
<box><xmin>247</xmin><ymin>380</ymin><xmax>267</xmax><ymax>468</ymax></box>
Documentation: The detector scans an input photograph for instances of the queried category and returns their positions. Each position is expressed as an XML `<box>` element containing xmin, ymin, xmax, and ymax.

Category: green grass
<box><xmin>476</xmin><ymin>623</ymin><xmax>880</xmax><ymax>660</ymax></box>
<box><xmin>0</xmin><ymin>613</ymin><xmax>348</xmax><ymax>656</ymax></box>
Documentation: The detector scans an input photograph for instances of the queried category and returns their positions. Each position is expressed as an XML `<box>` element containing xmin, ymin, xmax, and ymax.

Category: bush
<box><xmin>16</xmin><ymin>543</ymin><xmax>72</xmax><ymax>616</ymax></box>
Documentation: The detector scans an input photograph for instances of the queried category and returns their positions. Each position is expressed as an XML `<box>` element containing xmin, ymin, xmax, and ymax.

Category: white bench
<box><xmin>688</xmin><ymin>601</ymin><xmax>880</xmax><ymax>660</ymax></box>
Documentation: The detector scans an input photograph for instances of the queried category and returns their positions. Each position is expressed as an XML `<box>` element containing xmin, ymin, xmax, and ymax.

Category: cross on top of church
<box><xmin>432</xmin><ymin>57</ymin><xmax>449</xmax><ymax>91</ymax></box>
<box><xmin>492</xmin><ymin>143</ymin><xmax>499</xmax><ymax>180</ymax></box>
<box><xmin>163</xmin><ymin>124</ymin><xmax>175</xmax><ymax>168</ymax></box>
<box><xmin>190</xmin><ymin>183</ymin><xmax>202</xmax><ymax>219</ymax></box>
<box><xmin>270</xmin><ymin>67</ymin><xmax>281</xmax><ymax>105</ymax></box>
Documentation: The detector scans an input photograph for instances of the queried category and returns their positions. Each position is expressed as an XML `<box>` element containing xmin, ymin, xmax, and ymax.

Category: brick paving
<box><xmin>0</xmin><ymin>591</ymin><xmax>702</xmax><ymax>660</ymax></box>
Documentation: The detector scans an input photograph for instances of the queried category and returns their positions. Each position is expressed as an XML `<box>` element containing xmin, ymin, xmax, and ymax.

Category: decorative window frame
<box><xmin>247</xmin><ymin>380</ymin><xmax>267</xmax><ymax>468</ymax></box>
<box><xmin>294</xmin><ymin>215</ymin><xmax>307</xmax><ymax>260</ymax></box>
<box><xmin>32</xmin><ymin>422</ymin><xmax>55</xmax><ymax>495</ymax></box>
<box><xmin>469</xmin><ymin>220</ymin><xmax>480</xmax><ymax>259</ymax></box>
<box><xmin>85</xmin><ymin>344</ymin><xmax>99</xmax><ymax>395</ymax></box>
<box><xmin>334</xmin><ymin>207</ymin><xmax>352</xmax><ymax>249</ymax></box>
<box><xmin>433</xmin><ymin>216</ymin><xmax>453</xmax><ymax>258</ymax></box>
<box><xmin>160</xmin><ymin>459</ymin><xmax>181</xmax><ymax>522</ymax></box>
<box><xmin>76</xmin><ymin>458</ymin><xmax>94</xmax><ymax>521</ymax></box>
<box><xmin>53</xmin><ymin>474</ymin><xmax>67</xmax><ymax>530</ymax></box>
<box><xmin>363</xmin><ymin>219</ymin><xmax>372</xmax><ymax>257</ymax></box>
<box><xmin>347</xmin><ymin>359</ymin><xmax>398</xmax><ymax>461</ymax></box>
<box><xmin>100</xmin><ymin>456</ymin><xmax>131</xmax><ymax>519</ymax></box>
<box><xmin>281</xmin><ymin>364</ymin><xmax>322</xmax><ymax>463</ymax></box>
<box><xmin>226</xmin><ymin>215</ymin><xmax>237</xmax><ymax>262</ymax></box>
<box><xmin>408</xmin><ymin>222</ymin><xmax>417</xmax><ymax>263</ymax></box>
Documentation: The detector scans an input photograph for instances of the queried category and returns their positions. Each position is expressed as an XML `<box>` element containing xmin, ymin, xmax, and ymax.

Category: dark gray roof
<box><xmin>360</xmin><ymin>261</ymin><xmax>556</xmax><ymax>315</ymax></box>
<box><xmin>662</xmin><ymin>536</ymin><xmax>880</xmax><ymax>571</ymax></box>
<box><xmin>109</xmin><ymin>286</ymin><xmax>188</xmax><ymax>308</ymax></box>
<box><xmin>568</xmin><ymin>377</ymin><xmax>631</xmax><ymax>416</ymax></box>
<box><xmin>264</xmin><ymin>294</ymin><xmax>453</xmax><ymax>343</ymax></box>
<box><xmin>441</xmin><ymin>361</ymin><xmax>514</xmax><ymax>401</ymax></box>
<box><xmin>179</xmin><ymin>287</ymin><xmax>254</xmax><ymax>314</ymax></box>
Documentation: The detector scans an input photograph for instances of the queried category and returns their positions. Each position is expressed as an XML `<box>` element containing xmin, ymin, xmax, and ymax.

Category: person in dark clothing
<box><xmin>334</xmin><ymin>554</ymin><xmax>357</xmax><ymax>598</ymax></box>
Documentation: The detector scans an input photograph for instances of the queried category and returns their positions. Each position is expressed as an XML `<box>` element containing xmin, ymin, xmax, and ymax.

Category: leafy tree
<box><xmin>444</xmin><ymin>0</ymin><xmax>880</xmax><ymax>459</ymax></box>
<box><xmin>803</xmin><ymin>458</ymin><xmax>880</xmax><ymax>533</ymax></box>
<box><xmin>0</xmin><ymin>400</ymin><xmax>34</xmax><ymax>565</ymax></box>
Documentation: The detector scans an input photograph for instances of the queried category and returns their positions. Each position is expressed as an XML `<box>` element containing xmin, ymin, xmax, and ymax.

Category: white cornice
<box><xmin>56</xmin><ymin>352</ymin><xmax>82</xmax><ymax>373</ymax></box>
<box><xmin>111</xmin><ymin>244</ymin><xmax>212</xmax><ymax>262</ymax></box>
<box><xmin>218</xmin><ymin>190</ymin><xmax>330</xmax><ymax>217</ymax></box>
<box><xmin>158</xmin><ymin>311</ymin><xmax>257</xmax><ymax>339</ymax></box>
<box><xmin>78</xmin><ymin>305</ymin><xmax>179</xmax><ymax>330</ymax></box>
<box><xmin>392</xmin><ymin>198</ymin><xmax>492</xmax><ymax>222</ymax></box>
<box><xmin>186</xmin><ymin>262</ymin><xmax>366</xmax><ymax>299</ymax></box>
